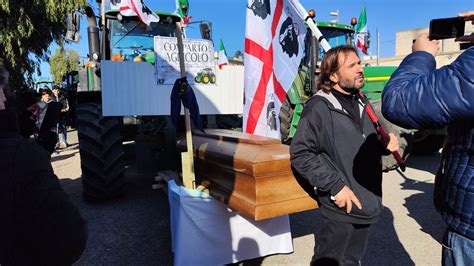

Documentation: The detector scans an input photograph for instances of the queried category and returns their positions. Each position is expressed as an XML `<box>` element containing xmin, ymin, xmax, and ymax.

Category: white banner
<box><xmin>243</xmin><ymin>0</ymin><xmax>307</xmax><ymax>139</ymax></box>
<box><xmin>154</xmin><ymin>36</ymin><xmax>216</xmax><ymax>85</ymax></box>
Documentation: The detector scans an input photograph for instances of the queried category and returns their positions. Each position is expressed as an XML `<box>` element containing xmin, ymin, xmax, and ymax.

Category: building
<box><xmin>363</xmin><ymin>22</ymin><xmax>473</xmax><ymax>67</ymax></box>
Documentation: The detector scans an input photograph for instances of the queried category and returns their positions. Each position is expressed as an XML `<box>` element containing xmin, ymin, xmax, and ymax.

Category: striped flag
<box><xmin>243</xmin><ymin>0</ymin><xmax>306</xmax><ymax>139</ymax></box>
<box><xmin>356</xmin><ymin>5</ymin><xmax>368</xmax><ymax>55</ymax></box>
<box><xmin>218</xmin><ymin>39</ymin><xmax>229</xmax><ymax>69</ymax></box>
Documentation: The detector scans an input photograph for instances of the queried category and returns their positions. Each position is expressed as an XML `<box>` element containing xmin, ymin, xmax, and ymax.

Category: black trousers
<box><xmin>311</xmin><ymin>214</ymin><xmax>371</xmax><ymax>266</ymax></box>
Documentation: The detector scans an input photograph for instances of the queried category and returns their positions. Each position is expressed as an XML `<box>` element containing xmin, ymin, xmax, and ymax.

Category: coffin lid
<box><xmin>180</xmin><ymin>129</ymin><xmax>292</xmax><ymax>177</ymax></box>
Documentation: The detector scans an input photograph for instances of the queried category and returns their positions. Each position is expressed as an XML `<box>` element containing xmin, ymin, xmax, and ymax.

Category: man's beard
<box><xmin>338</xmin><ymin>74</ymin><xmax>364</xmax><ymax>94</ymax></box>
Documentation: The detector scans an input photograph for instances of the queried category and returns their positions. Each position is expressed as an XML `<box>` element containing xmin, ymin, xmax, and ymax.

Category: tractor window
<box><xmin>318</xmin><ymin>27</ymin><xmax>353</xmax><ymax>60</ymax></box>
<box><xmin>110</xmin><ymin>19</ymin><xmax>175</xmax><ymax>62</ymax></box>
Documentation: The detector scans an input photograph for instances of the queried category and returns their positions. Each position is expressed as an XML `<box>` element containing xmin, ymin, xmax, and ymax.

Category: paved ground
<box><xmin>53</xmin><ymin>130</ymin><xmax>445</xmax><ymax>265</ymax></box>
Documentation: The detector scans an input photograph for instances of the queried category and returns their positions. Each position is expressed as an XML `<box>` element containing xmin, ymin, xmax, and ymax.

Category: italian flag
<box><xmin>356</xmin><ymin>5</ymin><xmax>368</xmax><ymax>55</ymax></box>
<box><xmin>218</xmin><ymin>39</ymin><xmax>229</xmax><ymax>69</ymax></box>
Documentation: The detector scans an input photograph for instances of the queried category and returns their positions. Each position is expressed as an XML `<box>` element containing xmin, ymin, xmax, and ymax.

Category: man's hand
<box><xmin>386</xmin><ymin>133</ymin><xmax>400</xmax><ymax>152</ymax></box>
<box><xmin>334</xmin><ymin>186</ymin><xmax>362</xmax><ymax>214</ymax></box>
<box><xmin>412</xmin><ymin>33</ymin><xmax>440</xmax><ymax>57</ymax></box>
<box><xmin>455</xmin><ymin>11</ymin><xmax>474</xmax><ymax>43</ymax></box>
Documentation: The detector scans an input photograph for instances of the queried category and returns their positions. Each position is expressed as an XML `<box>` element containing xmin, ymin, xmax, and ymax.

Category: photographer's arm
<box><xmin>382</xmin><ymin>34</ymin><xmax>474</xmax><ymax>129</ymax></box>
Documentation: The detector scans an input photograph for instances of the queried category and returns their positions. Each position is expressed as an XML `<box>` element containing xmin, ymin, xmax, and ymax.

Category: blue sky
<box><xmin>39</xmin><ymin>0</ymin><xmax>474</xmax><ymax>79</ymax></box>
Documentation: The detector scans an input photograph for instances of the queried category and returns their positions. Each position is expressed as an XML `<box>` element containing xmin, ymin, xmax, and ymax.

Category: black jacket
<box><xmin>0</xmin><ymin>111</ymin><xmax>87</xmax><ymax>265</ymax></box>
<box><xmin>290</xmin><ymin>90</ymin><xmax>386</xmax><ymax>224</ymax></box>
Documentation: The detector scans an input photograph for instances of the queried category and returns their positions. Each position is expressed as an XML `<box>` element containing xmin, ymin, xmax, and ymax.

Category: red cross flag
<box><xmin>243</xmin><ymin>0</ymin><xmax>306</xmax><ymax>139</ymax></box>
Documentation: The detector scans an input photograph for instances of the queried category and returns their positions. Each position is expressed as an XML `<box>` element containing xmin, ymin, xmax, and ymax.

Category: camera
<box><xmin>428</xmin><ymin>17</ymin><xmax>465</xmax><ymax>40</ymax></box>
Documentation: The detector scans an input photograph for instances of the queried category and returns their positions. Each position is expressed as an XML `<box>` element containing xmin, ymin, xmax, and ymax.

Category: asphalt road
<box><xmin>52</xmin><ymin>130</ymin><xmax>445</xmax><ymax>265</ymax></box>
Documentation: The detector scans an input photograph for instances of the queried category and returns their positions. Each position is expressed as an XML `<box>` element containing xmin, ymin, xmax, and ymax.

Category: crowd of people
<box><xmin>20</xmin><ymin>85</ymin><xmax>72</xmax><ymax>154</ymax></box>
<box><xmin>0</xmin><ymin>9</ymin><xmax>472</xmax><ymax>266</ymax></box>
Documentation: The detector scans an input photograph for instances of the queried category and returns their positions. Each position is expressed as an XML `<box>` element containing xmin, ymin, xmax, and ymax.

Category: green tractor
<box><xmin>358</xmin><ymin>67</ymin><xmax>445</xmax><ymax>155</ymax></box>
<box><xmin>33</xmin><ymin>78</ymin><xmax>54</xmax><ymax>92</ymax></box>
<box><xmin>278</xmin><ymin>18</ymin><xmax>414</xmax><ymax>171</ymax></box>
<box><xmin>279</xmin><ymin>15</ymin><xmax>446</xmax><ymax>169</ymax></box>
<box><xmin>194</xmin><ymin>68</ymin><xmax>216</xmax><ymax>84</ymax></box>
<box><xmin>65</xmin><ymin>7</ymin><xmax>183</xmax><ymax>201</ymax></box>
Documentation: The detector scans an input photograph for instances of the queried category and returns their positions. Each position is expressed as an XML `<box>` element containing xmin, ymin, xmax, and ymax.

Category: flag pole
<box><xmin>377</xmin><ymin>28</ymin><xmax>380</xmax><ymax>66</ymax></box>
<box><xmin>175</xmin><ymin>22</ymin><xmax>196</xmax><ymax>189</ymax></box>
<box><xmin>101</xmin><ymin>0</ymin><xmax>105</xmax><ymax>28</ymax></box>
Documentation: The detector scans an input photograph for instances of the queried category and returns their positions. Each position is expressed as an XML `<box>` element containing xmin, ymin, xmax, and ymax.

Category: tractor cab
<box><xmin>315</xmin><ymin>21</ymin><xmax>356</xmax><ymax>61</ymax></box>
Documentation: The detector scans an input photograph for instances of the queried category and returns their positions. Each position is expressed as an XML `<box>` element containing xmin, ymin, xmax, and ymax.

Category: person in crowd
<box><xmin>35</xmin><ymin>88</ymin><xmax>61</xmax><ymax>154</ymax></box>
<box><xmin>382</xmin><ymin>11</ymin><xmax>474</xmax><ymax>266</ymax></box>
<box><xmin>0</xmin><ymin>65</ymin><xmax>88</xmax><ymax>265</ymax></box>
<box><xmin>290</xmin><ymin>45</ymin><xmax>399</xmax><ymax>265</ymax></box>
<box><xmin>37</xmin><ymin>88</ymin><xmax>52</xmax><ymax>129</ymax></box>
<box><xmin>52</xmin><ymin>85</ymin><xmax>69</xmax><ymax>148</ymax></box>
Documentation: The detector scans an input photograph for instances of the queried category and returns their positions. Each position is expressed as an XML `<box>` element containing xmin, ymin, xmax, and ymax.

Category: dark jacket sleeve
<box><xmin>290</xmin><ymin>99</ymin><xmax>345</xmax><ymax>196</ymax></box>
<box><xmin>382</xmin><ymin>48</ymin><xmax>474</xmax><ymax>129</ymax></box>
<box><xmin>13</xmin><ymin>141</ymin><xmax>87</xmax><ymax>265</ymax></box>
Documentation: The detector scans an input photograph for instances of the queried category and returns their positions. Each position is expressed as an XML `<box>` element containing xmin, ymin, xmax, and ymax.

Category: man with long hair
<box><xmin>291</xmin><ymin>46</ymin><xmax>399</xmax><ymax>265</ymax></box>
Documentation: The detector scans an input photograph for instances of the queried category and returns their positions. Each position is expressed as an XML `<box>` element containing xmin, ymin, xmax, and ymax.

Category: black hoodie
<box><xmin>290</xmin><ymin>90</ymin><xmax>387</xmax><ymax>224</ymax></box>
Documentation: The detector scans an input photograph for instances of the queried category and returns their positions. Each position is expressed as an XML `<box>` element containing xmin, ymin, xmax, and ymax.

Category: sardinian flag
<box><xmin>243</xmin><ymin>0</ymin><xmax>306</xmax><ymax>139</ymax></box>
<box><xmin>110</xmin><ymin>0</ymin><xmax>159</xmax><ymax>25</ymax></box>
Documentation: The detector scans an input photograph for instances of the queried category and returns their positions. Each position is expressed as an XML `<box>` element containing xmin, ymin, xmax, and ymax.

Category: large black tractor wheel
<box><xmin>279</xmin><ymin>96</ymin><xmax>295</xmax><ymax>145</ymax></box>
<box><xmin>76</xmin><ymin>102</ymin><xmax>126</xmax><ymax>201</ymax></box>
<box><xmin>370</xmin><ymin>100</ymin><xmax>413</xmax><ymax>172</ymax></box>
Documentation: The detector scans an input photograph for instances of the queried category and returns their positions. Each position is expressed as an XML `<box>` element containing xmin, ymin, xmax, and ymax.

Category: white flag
<box><xmin>110</xmin><ymin>0</ymin><xmax>159</xmax><ymax>25</ymax></box>
<box><xmin>243</xmin><ymin>0</ymin><xmax>306</xmax><ymax>139</ymax></box>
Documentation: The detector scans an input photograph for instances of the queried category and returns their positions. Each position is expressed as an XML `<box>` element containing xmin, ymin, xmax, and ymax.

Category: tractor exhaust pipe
<box><xmin>85</xmin><ymin>6</ymin><xmax>100</xmax><ymax>63</ymax></box>
<box><xmin>84</xmin><ymin>6</ymin><xmax>101</xmax><ymax>91</ymax></box>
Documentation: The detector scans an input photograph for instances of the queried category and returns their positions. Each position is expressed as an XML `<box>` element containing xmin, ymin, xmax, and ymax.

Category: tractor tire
<box><xmin>210</xmin><ymin>74</ymin><xmax>216</xmax><ymax>84</ymax></box>
<box><xmin>76</xmin><ymin>102</ymin><xmax>126</xmax><ymax>201</ymax></box>
<box><xmin>202</xmin><ymin>75</ymin><xmax>210</xmax><ymax>84</ymax></box>
<box><xmin>413</xmin><ymin>130</ymin><xmax>445</xmax><ymax>154</ymax></box>
<box><xmin>370</xmin><ymin>100</ymin><xmax>413</xmax><ymax>172</ymax></box>
<box><xmin>194</xmin><ymin>76</ymin><xmax>201</xmax><ymax>83</ymax></box>
<box><xmin>279</xmin><ymin>96</ymin><xmax>295</xmax><ymax>145</ymax></box>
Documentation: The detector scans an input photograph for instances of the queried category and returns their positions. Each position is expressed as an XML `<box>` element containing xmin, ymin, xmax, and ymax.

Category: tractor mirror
<box><xmin>65</xmin><ymin>11</ymin><xmax>81</xmax><ymax>42</ymax></box>
<box><xmin>199</xmin><ymin>22</ymin><xmax>212</xmax><ymax>40</ymax></box>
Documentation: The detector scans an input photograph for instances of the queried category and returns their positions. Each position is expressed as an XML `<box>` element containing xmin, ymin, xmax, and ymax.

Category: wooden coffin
<box><xmin>177</xmin><ymin>129</ymin><xmax>318</xmax><ymax>220</ymax></box>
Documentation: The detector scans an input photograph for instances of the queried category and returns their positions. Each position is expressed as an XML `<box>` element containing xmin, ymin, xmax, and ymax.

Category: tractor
<box><xmin>65</xmin><ymin>5</ymin><xmax>243</xmax><ymax>201</ymax></box>
<box><xmin>194</xmin><ymin>67</ymin><xmax>216</xmax><ymax>84</ymax></box>
<box><xmin>278</xmin><ymin>16</ymin><xmax>413</xmax><ymax>171</ymax></box>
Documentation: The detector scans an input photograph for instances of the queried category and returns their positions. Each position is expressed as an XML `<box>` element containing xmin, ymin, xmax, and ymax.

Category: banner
<box><xmin>154</xmin><ymin>36</ymin><xmax>216</xmax><ymax>85</ymax></box>
<box><xmin>243</xmin><ymin>0</ymin><xmax>307</xmax><ymax>139</ymax></box>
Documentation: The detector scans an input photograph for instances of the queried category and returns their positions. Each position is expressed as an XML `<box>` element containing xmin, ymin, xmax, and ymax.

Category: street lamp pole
<box><xmin>330</xmin><ymin>9</ymin><xmax>339</xmax><ymax>23</ymax></box>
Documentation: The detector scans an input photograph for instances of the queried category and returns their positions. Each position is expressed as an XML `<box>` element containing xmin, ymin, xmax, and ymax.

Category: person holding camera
<box><xmin>0</xmin><ymin>65</ymin><xmax>87</xmax><ymax>265</ymax></box>
<box><xmin>382</xmin><ymin>11</ymin><xmax>474</xmax><ymax>266</ymax></box>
